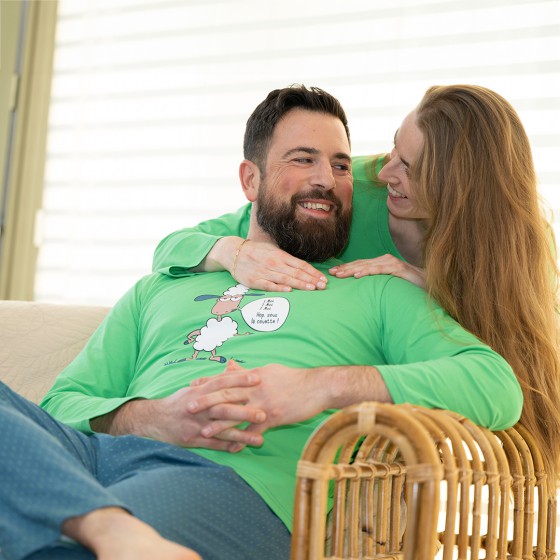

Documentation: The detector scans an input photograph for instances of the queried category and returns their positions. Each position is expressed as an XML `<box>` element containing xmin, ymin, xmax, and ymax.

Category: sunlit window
<box><xmin>37</xmin><ymin>0</ymin><xmax>560</xmax><ymax>304</ymax></box>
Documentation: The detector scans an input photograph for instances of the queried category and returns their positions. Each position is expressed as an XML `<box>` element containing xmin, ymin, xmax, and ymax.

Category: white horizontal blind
<box><xmin>37</xmin><ymin>0</ymin><xmax>560</xmax><ymax>305</ymax></box>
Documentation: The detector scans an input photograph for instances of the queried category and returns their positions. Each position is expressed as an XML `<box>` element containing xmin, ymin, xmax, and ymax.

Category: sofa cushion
<box><xmin>0</xmin><ymin>300</ymin><xmax>109</xmax><ymax>403</ymax></box>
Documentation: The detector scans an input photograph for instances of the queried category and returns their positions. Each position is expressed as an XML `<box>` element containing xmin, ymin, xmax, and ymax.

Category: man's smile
<box><xmin>299</xmin><ymin>201</ymin><xmax>334</xmax><ymax>213</ymax></box>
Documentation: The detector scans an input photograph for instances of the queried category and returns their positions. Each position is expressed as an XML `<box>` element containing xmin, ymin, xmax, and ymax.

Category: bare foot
<box><xmin>62</xmin><ymin>507</ymin><xmax>201</xmax><ymax>560</ymax></box>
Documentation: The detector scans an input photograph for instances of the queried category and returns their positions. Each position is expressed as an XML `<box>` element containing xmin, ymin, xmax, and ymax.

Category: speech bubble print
<box><xmin>240</xmin><ymin>297</ymin><xmax>290</xmax><ymax>332</ymax></box>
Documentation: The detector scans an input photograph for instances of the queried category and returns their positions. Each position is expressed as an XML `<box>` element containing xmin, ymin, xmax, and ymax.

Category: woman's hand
<box><xmin>329</xmin><ymin>254</ymin><xmax>426</xmax><ymax>288</ymax></box>
<box><xmin>211</xmin><ymin>237</ymin><xmax>328</xmax><ymax>292</ymax></box>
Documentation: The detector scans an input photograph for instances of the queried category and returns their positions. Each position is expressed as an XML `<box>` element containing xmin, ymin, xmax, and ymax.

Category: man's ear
<box><xmin>239</xmin><ymin>160</ymin><xmax>260</xmax><ymax>202</ymax></box>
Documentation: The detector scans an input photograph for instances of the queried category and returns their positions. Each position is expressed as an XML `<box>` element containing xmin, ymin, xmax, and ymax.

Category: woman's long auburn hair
<box><xmin>413</xmin><ymin>84</ymin><xmax>560</xmax><ymax>489</ymax></box>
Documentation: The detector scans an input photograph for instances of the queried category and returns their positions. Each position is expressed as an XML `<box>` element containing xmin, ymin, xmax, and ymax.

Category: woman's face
<box><xmin>378</xmin><ymin>110</ymin><xmax>429</xmax><ymax>220</ymax></box>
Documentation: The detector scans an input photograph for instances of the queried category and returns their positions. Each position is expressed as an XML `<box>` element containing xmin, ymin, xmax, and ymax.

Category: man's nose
<box><xmin>313</xmin><ymin>160</ymin><xmax>336</xmax><ymax>190</ymax></box>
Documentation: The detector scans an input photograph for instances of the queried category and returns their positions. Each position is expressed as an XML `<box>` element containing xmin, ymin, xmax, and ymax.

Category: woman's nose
<box><xmin>378</xmin><ymin>150</ymin><xmax>397</xmax><ymax>182</ymax></box>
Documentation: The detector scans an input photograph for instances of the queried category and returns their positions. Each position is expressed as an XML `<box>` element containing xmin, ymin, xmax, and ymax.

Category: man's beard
<box><xmin>255</xmin><ymin>185</ymin><xmax>352</xmax><ymax>262</ymax></box>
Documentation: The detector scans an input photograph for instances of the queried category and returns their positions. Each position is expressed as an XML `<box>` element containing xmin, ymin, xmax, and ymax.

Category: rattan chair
<box><xmin>291</xmin><ymin>402</ymin><xmax>557</xmax><ymax>559</ymax></box>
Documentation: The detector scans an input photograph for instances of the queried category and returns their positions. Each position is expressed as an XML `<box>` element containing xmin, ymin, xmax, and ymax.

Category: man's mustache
<box><xmin>291</xmin><ymin>189</ymin><xmax>342</xmax><ymax>211</ymax></box>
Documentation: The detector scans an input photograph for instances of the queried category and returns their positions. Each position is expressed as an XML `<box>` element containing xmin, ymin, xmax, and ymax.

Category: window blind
<box><xmin>37</xmin><ymin>0</ymin><xmax>560</xmax><ymax>305</ymax></box>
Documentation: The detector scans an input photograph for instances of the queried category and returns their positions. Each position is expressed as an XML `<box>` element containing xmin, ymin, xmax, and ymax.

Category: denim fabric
<box><xmin>0</xmin><ymin>382</ymin><xmax>290</xmax><ymax>560</ymax></box>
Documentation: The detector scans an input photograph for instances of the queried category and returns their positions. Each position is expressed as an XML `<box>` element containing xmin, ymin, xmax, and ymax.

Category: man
<box><xmin>0</xmin><ymin>85</ymin><xmax>522</xmax><ymax>560</ymax></box>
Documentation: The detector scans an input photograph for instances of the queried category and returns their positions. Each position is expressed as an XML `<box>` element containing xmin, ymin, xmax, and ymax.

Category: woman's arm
<box><xmin>152</xmin><ymin>154</ymin><xmax>392</xmax><ymax>290</ymax></box>
<box><xmin>152</xmin><ymin>203</ymin><xmax>327</xmax><ymax>291</ymax></box>
<box><xmin>152</xmin><ymin>204</ymin><xmax>252</xmax><ymax>276</ymax></box>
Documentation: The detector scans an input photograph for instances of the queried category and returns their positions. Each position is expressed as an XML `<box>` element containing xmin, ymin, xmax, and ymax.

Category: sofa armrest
<box><xmin>0</xmin><ymin>300</ymin><xmax>109</xmax><ymax>403</ymax></box>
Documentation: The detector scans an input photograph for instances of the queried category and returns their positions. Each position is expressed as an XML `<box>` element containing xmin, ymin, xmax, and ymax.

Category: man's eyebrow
<box><xmin>283</xmin><ymin>147</ymin><xmax>351</xmax><ymax>162</ymax></box>
<box><xmin>283</xmin><ymin>147</ymin><xmax>320</xmax><ymax>158</ymax></box>
<box><xmin>333</xmin><ymin>152</ymin><xmax>352</xmax><ymax>163</ymax></box>
<box><xmin>393</xmin><ymin>129</ymin><xmax>410</xmax><ymax>168</ymax></box>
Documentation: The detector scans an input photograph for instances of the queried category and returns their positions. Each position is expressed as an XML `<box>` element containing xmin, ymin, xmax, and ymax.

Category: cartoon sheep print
<box><xmin>184</xmin><ymin>284</ymin><xmax>261</xmax><ymax>363</ymax></box>
<box><xmin>165</xmin><ymin>284</ymin><xmax>291</xmax><ymax>366</ymax></box>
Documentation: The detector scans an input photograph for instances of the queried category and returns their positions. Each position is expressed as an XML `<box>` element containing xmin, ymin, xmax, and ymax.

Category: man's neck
<box><xmin>246</xmin><ymin>213</ymin><xmax>277</xmax><ymax>246</ymax></box>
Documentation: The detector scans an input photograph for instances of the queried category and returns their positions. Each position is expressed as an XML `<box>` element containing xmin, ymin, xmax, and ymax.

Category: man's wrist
<box><xmin>317</xmin><ymin>365</ymin><xmax>392</xmax><ymax>409</ymax></box>
<box><xmin>90</xmin><ymin>398</ymin><xmax>150</xmax><ymax>436</ymax></box>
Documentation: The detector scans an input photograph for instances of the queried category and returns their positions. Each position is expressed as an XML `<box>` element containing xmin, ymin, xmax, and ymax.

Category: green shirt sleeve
<box><xmin>40</xmin><ymin>282</ymin><xmax>144</xmax><ymax>432</ymax></box>
<box><xmin>374</xmin><ymin>276</ymin><xmax>523</xmax><ymax>430</ymax></box>
<box><xmin>152</xmin><ymin>204</ymin><xmax>252</xmax><ymax>276</ymax></box>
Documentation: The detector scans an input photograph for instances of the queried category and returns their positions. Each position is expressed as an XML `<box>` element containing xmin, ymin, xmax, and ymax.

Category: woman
<box><xmin>153</xmin><ymin>84</ymin><xmax>560</xmax><ymax>489</ymax></box>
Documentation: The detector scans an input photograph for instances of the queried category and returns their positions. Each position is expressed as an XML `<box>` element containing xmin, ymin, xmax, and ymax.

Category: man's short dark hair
<box><xmin>243</xmin><ymin>84</ymin><xmax>350</xmax><ymax>172</ymax></box>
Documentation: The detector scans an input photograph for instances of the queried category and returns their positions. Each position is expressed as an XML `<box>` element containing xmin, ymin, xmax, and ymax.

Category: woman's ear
<box><xmin>239</xmin><ymin>160</ymin><xmax>260</xmax><ymax>202</ymax></box>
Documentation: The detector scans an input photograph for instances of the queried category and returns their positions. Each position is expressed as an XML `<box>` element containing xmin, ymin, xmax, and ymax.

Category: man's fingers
<box><xmin>244</xmin><ymin>422</ymin><xmax>269</xmax><ymax>436</ymax></box>
<box><xmin>203</xmin><ymin>423</ymin><xmax>264</xmax><ymax>447</ymax></box>
<box><xmin>224</xmin><ymin>360</ymin><xmax>246</xmax><ymax>373</ymax></box>
<box><xmin>190</xmin><ymin>437</ymin><xmax>246</xmax><ymax>452</ymax></box>
<box><xmin>226</xmin><ymin>442</ymin><xmax>246</xmax><ymax>453</ymax></box>
<box><xmin>186</xmin><ymin>387</ymin><xmax>251</xmax><ymax>413</ymax></box>
<box><xmin>189</xmin><ymin>371</ymin><xmax>259</xmax><ymax>389</ymax></box>
<box><xmin>204</xmin><ymin>403</ymin><xmax>266</xmax><ymax>425</ymax></box>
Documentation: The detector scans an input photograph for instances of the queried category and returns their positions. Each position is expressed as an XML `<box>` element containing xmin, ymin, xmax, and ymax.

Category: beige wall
<box><xmin>0</xmin><ymin>0</ymin><xmax>24</xmax><ymax>222</ymax></box>
<box><xmin>0</xmin><ymin>0</ymin><xmax>57</xmax><ymax>301</ymax></box>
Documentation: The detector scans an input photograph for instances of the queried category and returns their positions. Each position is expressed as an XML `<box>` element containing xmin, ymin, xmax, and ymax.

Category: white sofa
<box><xmin>0</xmin><ymin>300</ymin><xmax>109</xmax><ymax>403</ymax></box>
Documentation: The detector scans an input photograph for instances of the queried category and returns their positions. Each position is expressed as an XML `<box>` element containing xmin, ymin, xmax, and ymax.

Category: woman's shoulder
<box><xmin>352</xmin><ymin>153</ymin><xmax>389</xmax><ymax>187</ymax></box>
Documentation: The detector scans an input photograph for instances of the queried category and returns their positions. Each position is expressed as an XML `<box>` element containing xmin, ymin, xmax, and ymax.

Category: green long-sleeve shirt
<box><xmin>41</xmin><ymin>263</ymin><xmax>522</xmax><ymax>530</ymax></box>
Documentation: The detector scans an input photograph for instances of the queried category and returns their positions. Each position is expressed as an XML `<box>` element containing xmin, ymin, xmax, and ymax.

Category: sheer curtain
<box><xmin>37</xmin><ymin>0</ymin><xmax>560</xmax><ymax>304</ymax></box>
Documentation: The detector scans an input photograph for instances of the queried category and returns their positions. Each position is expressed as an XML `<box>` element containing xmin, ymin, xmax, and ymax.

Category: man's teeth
<box><xmin>387</xmin><ymin>184</ymin><xmax>406</xmax><ymax>198</ymax></box>
<box><xmin>301</xmin><ymin>202</ymin><xmax>331</xmax><ymax>211</ymax></box>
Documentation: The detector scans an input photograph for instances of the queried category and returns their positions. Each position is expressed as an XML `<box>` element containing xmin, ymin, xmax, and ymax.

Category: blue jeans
<box><xmin>0</xmin><ymin>382</ymin><xmax>290</xmax><ymax>560</ymax></box>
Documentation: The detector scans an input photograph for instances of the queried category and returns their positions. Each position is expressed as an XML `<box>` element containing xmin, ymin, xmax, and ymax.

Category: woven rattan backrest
<box><xmin>290</xmin><ymin>402</ymin><xmax>556</xmax><ymax>560</ymax></box>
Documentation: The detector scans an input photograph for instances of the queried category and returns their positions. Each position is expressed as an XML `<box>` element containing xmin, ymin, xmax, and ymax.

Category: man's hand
<box><xmin>189</xmin><ymin>361</ymin><xmax>392</xmax><ymax>438</ymax></box>
<box><xmin>189</xmin><ymin>362</ymin><xmax>326</xmax><ymax>437</ymax></box>
<box><xmin>90</xmin><ymin>371</ymin><xmax>268</xmax><ymax>453</ymax></box>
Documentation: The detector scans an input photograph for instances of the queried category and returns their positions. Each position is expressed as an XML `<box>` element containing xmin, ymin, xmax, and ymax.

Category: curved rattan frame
<box><xmin>291</xmin><ymin>402</ymin><xmax>556</xmax><ymax>560</ymax></box>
